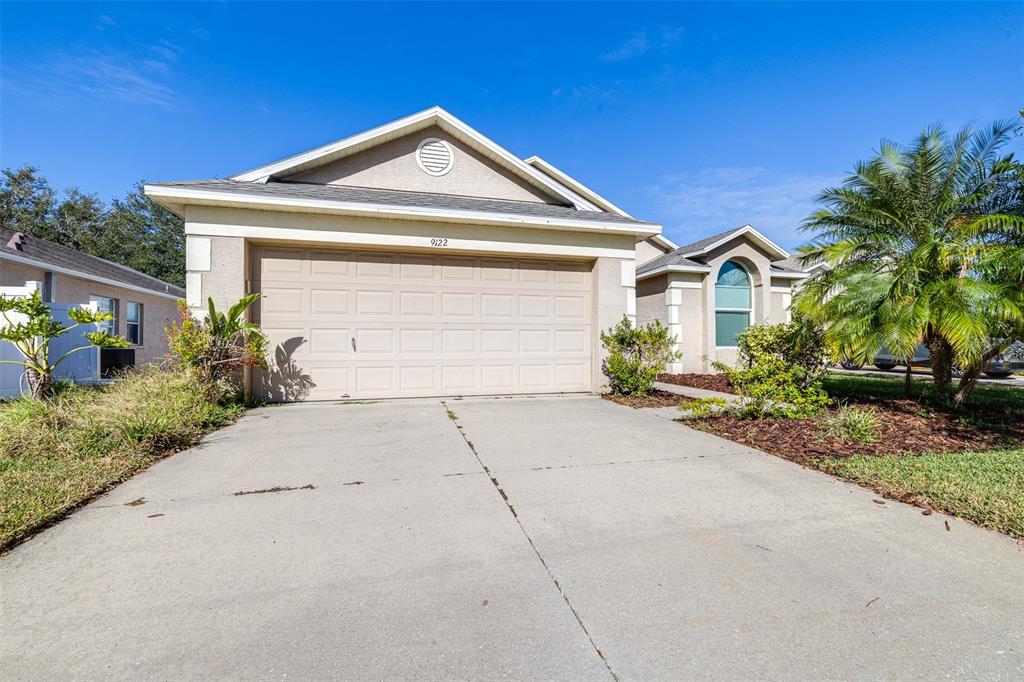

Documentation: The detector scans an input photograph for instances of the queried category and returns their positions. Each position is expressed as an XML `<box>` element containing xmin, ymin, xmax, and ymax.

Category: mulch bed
<box><xmin>656</xmin><ymin>373</ymin><xmax>736</xmax><ymax>394</ymax></box>
<box><xmin>691</xmin><ymin>398</ymin><xmax>1024</xmax><ymax>465</ymax></box>
<box><xmin>602</xmin><ymin>390</ymin><xmax>693</xmax><ymax>409</ymax></box>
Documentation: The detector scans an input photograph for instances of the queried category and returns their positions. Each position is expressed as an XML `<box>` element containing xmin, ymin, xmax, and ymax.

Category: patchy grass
<box><xmin>817</xmin><ymin>449</ymin><xmax>1024</xmax><ymax>539</ymax></box>
<box><xmin>0</xmin><ymin>368</ymin><xmax>243</xmax><ymax>549</ymax></box>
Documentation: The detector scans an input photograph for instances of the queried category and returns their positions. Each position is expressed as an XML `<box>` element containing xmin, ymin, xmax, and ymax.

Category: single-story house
<box><xmin>1</xmin><ymin>228</ymin><xmax>184</xmax><ymax>394</ymax></box>
<box><xmin>145</xmin><ymin>107</ymin><xmax>806</xmax><ymax>401</ymax></box>
<box><xmin>634</xmin><ymin>225</ymin><xmax>809</xmax><ymax>373</ymax></box>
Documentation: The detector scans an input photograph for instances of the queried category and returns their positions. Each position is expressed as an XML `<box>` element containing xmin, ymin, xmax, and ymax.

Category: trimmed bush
<box><xmin>600</xmin><ymin>316</ymin><xmax>680</xmax><ymax>396</ymax></box>
<box><xmin>714</xmin><ymin>319</ymin><xmax>831</xmax><ymax>418</ymax></box>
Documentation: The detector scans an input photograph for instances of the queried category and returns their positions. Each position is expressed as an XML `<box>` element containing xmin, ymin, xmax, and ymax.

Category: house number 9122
<box><xmin>430</xmin><ymin>238</ymin><xmax>448</xmax><ymax>247</ymax></box>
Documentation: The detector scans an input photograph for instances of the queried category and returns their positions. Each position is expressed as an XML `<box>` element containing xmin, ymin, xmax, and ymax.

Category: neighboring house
<box><xmin>634</xmin><ymin>225</ymin><xmax>809</xmax><ymax>373</ymax></box>
<box><xmin>144</xmin><ymin>106</ymin><xmax>805</xmax><ymax>401</ymax></box>
<box><xmin>0</xmin><ymin>228</ymin><xmax>184</xmax><ymax>395</ymax></box>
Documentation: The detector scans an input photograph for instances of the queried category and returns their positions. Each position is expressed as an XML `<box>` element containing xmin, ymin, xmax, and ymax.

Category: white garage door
<box><xmin>252</xmin><ymin>245</ymin><xmax>593</xmax><ymax>401</ymax></box>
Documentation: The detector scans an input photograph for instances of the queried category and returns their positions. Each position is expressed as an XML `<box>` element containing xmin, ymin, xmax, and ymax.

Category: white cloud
<box><xmin>8</xmin><ymin>48</ymin><xmax>181</xmax><ymax>109</ymax></box>
<box><xmin>647</xmin><ymin>167</ymin><xmax>842</xmax><ymax>250</ymax></box>
<box><xmin>603</xmin><ymin>33</ymin><xmax>650</xmax><ymax>62</ymax></box>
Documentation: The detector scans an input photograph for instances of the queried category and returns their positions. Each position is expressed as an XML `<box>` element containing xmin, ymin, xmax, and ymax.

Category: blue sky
<box><xmin>2</xmin><ymin>1</ymin><xmax>1021</xmax><ymax>249</ymax></box>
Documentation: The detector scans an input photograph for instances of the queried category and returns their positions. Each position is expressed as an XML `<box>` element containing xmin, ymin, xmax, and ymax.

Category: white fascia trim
<box><xmin>0</xmin><ymin>251</ymin><xmax>182</xmax><ymax>301</ymax></box>
<box><xmin>145</xmin><ymin>185</ymin><xmax>662</xmax><ymax>237</ymax></box>
<box><xmin>769</xmin><ymin>270</ymin><xmax>811</xmax><ymax>280</ymax></box>
<box><xmin>635</xmin><ymin>263</ymin><xmax>712</xmax><ymax>280</ymax></box>
<box><xmin>229</xmin><ymin>106</ymin><xmax>585</xmax><ymax>209</ymax></box>
<box><xmin>523</xmin><ymin>156</ymin><xmax>632</xmax><ymax>217</ymax></box>
<box><xmin>681</xmin><ymin>225</ymin><xmax>790</xmax><ymax>261</ymax></box>
<box><xmin>649</xmin><ymin>233</ymin><xmax>678</xmax><ymax>251</ymax></box>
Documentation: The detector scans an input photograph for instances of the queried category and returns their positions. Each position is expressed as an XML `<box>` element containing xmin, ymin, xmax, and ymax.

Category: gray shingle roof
<box><xmin>1</xmin><ymin>228</ymin><xmax>184</xmax><ymax>298</ymax></box>
<box><xmin>635</xmin><ymin>250</ymin><xmax>710</xmax><ymax>276</ymax></box>
<box><xmin>670</xmin><ymin>226</ymin><xmax>751</xmax><ymax>256</ymax></box>
<box><xmin>148</xmin><ymin>179</ymin><xmax>657</xmax><ymax>227</ymax></box>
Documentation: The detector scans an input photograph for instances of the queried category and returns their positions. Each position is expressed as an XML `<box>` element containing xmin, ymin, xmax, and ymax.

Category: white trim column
<box><xmin>621</xmin><ymin>259</ymin><xmax>636</xmax><ymax>325</ymax></box>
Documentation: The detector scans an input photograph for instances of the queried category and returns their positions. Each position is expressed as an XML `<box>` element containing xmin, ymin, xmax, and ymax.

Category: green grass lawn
<box><xmin>0</xmin><ymin>368</ymin><xmax>242</xmax><ymax>549</ymax></box>
<box><xmin>823</xmin><ymin>372</ymin><xmax>1024</xmax><ymax>423</ymax></box>
<box><xmin>817</xmin><ymin>448</ymin><xmax>1024</xmax><ymax>539</ymax></box>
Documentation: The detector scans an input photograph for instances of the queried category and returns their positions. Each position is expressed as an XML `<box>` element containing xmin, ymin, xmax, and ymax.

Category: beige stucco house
<box><xmin>1</xmin><ymin>229</ymin><xmax>184</xmax><ymax>395</ymax></box>
<box><xmin>145</xmin><ymin>107</ymin><xmax>805</xmax><ymax>401</ymax></box>
<box><xmin>634</xmin><ymin>225</ymin><xmax>809</xmax><ymax>373</ymax></box>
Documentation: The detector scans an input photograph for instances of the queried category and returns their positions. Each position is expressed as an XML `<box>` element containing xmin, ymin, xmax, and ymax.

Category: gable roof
<box><xmin>0</xmin><ymin>228</ymin><xmax>184</xmax><ymax>299</ymax></box>
<box><xmin>145</xmin><ymin>179</ymin><xmax>659</xmax><ymax>235</ymax></box>
<box><xmin>672</xmin><ymin>224</ymin><xmax>789</xmax><ymax>261</ymax></box>
<box><xmin>523</xmin><ymin>156</ymin><xmax>631</xmax><ymax>217</ymax></box>
<box><xmin>230</xmin><ymin>106</ymin><xmax>585</xmax><ymax>209</ymax></box>
<box><xmin>636</xmin><ymin>225</ymin><xmax>805</xmax><ymax>281</ymax></box>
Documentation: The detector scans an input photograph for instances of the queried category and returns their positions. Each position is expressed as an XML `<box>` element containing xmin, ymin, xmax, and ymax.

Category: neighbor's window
<box><xmin>715</xmin><ymin>261</ymin><xmax>752</xmax><ymax>347</ymax></box>
<box><xmin>126</xmin><ymin>302</ymin><xmax>142</xmax><ymax>345</ymax></box>
<box><xmin>90</xmin><ymin>295</ymin><xmax>117</xmax><ymax>336</ymax></box>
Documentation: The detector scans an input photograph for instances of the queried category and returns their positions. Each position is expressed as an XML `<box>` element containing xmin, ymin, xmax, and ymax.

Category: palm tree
<box><xmin>794</xmin><ymin>121</ymin><xmax>1024</xmax><ymax>404</ymax></box>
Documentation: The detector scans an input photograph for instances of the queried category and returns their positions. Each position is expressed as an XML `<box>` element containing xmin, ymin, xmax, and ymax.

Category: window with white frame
<box><xmin>714</xmin><ymin>261</ymin><xmax>752</xmax><ymax>347</ymax></box>
<box><xmin>89</xmin><ymin>295</ymin><xmax>117</xmax><ymax>336</ymax></box>
<box><xmin>126</xmin><ymin>302</ymin><xmax>142</xmax><ymax>345</ymax></box>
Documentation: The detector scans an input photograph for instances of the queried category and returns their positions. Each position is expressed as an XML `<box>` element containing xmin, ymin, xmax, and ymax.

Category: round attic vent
<box><xmin>416</xmin><ymin>138</ymin><xmax>454</xmax><ymax>176</ymax></box>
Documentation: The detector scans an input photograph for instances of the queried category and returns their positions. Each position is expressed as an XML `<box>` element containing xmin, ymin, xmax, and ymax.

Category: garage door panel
<box><xmin>518</xmin><ymin>295</ymin><xmax>550</xmax><ymax>318</ymax></box>
<box><xmin>398</xmin><ymin>254</ymin><xmax>438</xmax><ymax>279</ymax></box>
<box><xmin>309</xmin><ymin>328</ymin><xmax>350</xmax><ymax>356</ymax></box>
<box><xmin>399</xmin><ymin>366</ymin><xmax>437</xmax><ymax>391</ymax></box>
<box><xmin>399</xmin><ymin>329</ymin><xmax>436</xmax><ymax>353</ymax></box>
<box><xmin>519</xmin><ymin>330</ymin><xmax>550</xmax><ymax>353</ymax></box>
<box><xmin>309</xmin><ymin>250</ymin><xmax>352</xmax><ymax>277</ymax></box>
<box><xmin>355</xmin><ymin>253</ymin><xmax>397</xmax><ymax>278</ymax></box>
<box><xmin>442</xmin><ymin>292</ymin><xmax>475</xmax><ymax>317</ymax></box>
<box><xmin>265</xmin><ymin>329</ymin><xmax>308</xmax><ymax>358</ymax></box>
<box><xmin>261</xmin><ymin>248</ymin><xmax>305</xmax><ymax>275</ymax></box>
<box><xmin>555</xmin><ymin>295</ymin><xmax>586</xmax><ymax>319</ymax></box>
<box><xmin>481</xmin><ymin>329</ymin><xmax>515</xmax><ymax>354</ymax></box>
<box><xmin>310</xmin><ymin>289</ymin><xmax>350</xmax><ymax>315</ymax></box>
<box><xmin>254</xmin><ymin>246</ymin><xmax>593</xmax><ymax>400</ymax></box>
<box><xmin>356</xmin><ymin>366</ymin><xmax>394</xmax><ymax>393</ymax></box>
<box><xmin>262</xmin><ymin>287</ymin><xmax>305</xmax><ymax>315</ymax></box>
<box><xmin>442</xmin><ymin>365</ymin><xmax>477</xmax><ymax>391</ymax></box>
<box><xmin>355</xmin><ymin>328</ymin><xmax>394</xmax><ymax>353</ymax></box>
<box><xmin>355</xmin><ymin>290</ymin><xmax>394</xmax><ymax>315</ymax></box>
<box><xmin>481</xmin><ymin>294</ymin><xmax>514</xmax><ymax>318</ymax></box>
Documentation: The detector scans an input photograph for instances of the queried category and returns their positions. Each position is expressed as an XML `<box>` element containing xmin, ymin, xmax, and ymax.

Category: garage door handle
<box><xmin>351</xmin><ymin>337</ymin><xmax>357</xmax><ymax>352</ymax></box>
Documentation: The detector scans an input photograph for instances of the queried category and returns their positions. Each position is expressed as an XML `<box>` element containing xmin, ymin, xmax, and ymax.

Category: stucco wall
<box><xmin>633</xmin><ymin>235</ymin><xmax>799</xmax><ymax>373</ymax></box>
<box><xmin>592</xmin><ymin>257</ymin><xmax>631</xmax><ymax>392</ymax></box>
<box><xmin>636</xmin><ymin>274</ymin><xmax>668</xmax><ymax>326</ymax></box>
<box><xmin>288</xmin><ymin>126</ymin><xmax>557</xmax><ymax>204</ymax></box>
<box><xmin>1</xmin><ymin>260</ymin><xmax>179</xmax><ymax>365</ymax></box>
<box><xmin>634</xmin><ymin>238</ymin><xmax>667</xmax><ymax>267</ymax></box>
<box><xmin>185</xmin><ymin>234</ymin><xmax>247</xmax><ymax>315</ymax></box>
<box><xmin>0</xmin><ymin>261</ymin><xmax>44</xmax><ymax>288</ymax></box>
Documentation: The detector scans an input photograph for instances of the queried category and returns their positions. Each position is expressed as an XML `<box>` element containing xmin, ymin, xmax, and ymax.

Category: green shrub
<box><xmin>165</xmin><ymin>296</ymin><xmax>267</xmax><ymax>402</ymax></box>
<box><xmin>822</xmin><ymin>404</ymin><xmax>881</xmax><ymax>443</ymax></box>
<box><xmin>715</xmin><ymin>319</ymin><xmax>831</xmax><ymax>418</ymax></box>
<box><xmin>679</xmin><ymin>396</ymin><xmax>729</xmax><ymax>418</ymax></box>
<box><xmin>600</xmin><ymin>316</ymin><xmax>680</xmax><ymax>396</ymax></box>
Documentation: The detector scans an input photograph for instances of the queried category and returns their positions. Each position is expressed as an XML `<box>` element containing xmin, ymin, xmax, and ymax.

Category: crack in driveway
<box><xmin>440</xmin><ymin>400</ymin><xmax>619</xmax><ymax>681</ymax></box>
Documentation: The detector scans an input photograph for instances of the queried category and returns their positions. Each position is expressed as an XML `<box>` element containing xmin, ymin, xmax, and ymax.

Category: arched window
<box><xmin>715</xmin><ymin>261</ymin><xmax>752</xmax><ymax>347</ymax></box>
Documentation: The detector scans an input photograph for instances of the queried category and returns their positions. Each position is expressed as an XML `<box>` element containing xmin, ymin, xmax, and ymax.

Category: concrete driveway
<box><xmin>3</xmin><ymin>396</ymin><xmax>1022</xmax><ymax>680</ymax></box>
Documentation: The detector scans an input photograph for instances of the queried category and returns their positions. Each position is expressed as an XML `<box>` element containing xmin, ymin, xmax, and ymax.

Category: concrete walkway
<box><xmin>2</xmin><ymin>396</ymin><xmax>1022</xmax><ymax>680</ymax></box>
